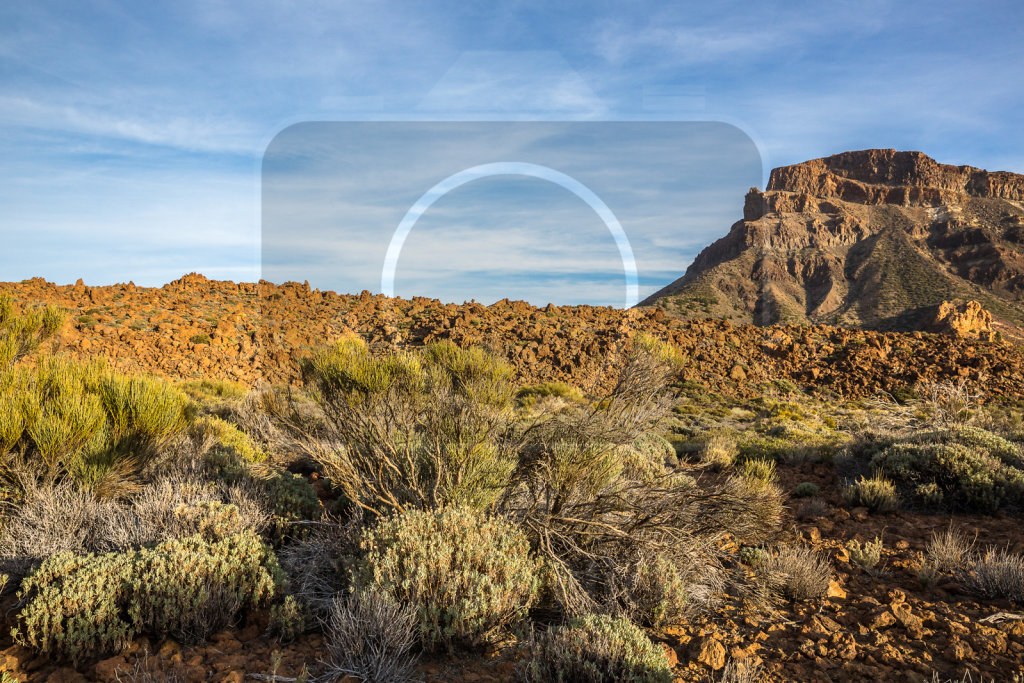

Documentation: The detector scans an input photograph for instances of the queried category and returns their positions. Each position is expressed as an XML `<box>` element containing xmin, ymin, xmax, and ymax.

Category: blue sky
<box><xmin>2</xmin><ymin>1</ymin><xmax>1023</xmax><ymax>305</ymax></box>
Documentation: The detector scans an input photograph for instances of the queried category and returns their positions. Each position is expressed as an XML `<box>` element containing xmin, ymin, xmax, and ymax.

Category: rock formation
<box><xmin>643</xmin><ymin>150</ymin><xmax>1024</xmax><ymax>337</ymax></box>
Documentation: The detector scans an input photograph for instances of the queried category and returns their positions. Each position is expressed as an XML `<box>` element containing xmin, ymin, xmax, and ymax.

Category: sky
<box><xmin>2</xmin><ymin>1</ymin><xmax>1023</xmax><ymax>305</ymax></box>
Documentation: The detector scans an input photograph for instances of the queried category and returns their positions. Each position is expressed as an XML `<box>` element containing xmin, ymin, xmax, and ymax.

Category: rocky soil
<box><xmin>2</xmin><ymin>274</ymin><xmax>1024</xmax><ymax>681</ymax></box>
<box><xmin>5</xmin><ymin>274</ymin><xmax>1024</xmax><ymax>401</ymax></box>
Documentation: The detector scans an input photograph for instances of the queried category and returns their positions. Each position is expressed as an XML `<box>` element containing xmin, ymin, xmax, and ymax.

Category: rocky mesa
<box><xmin>643</xmin><ymin>149</ymin><xmax>1024</xmax><ymax>338</ymax></box>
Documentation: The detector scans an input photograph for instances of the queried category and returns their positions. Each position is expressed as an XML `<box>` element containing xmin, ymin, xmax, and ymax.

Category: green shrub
<box><xmin>0</xmin><ymin>295</ymin><xmax>65</xmax><ymax>370</ymax></box>
<box><xmin>268</xmin><ymin>594</ymin><xmax>307</xmax><ymax>641</ymax></box>
<box><xmin>0</xmin><ymin>357</ymin><xmax>191</xmax><ymax>493</ymax></box>
<box><xmin>740</xmin><ymin>456</ymin><xmax>776</xmax><ymax>485</ymax></box>
<box><xmin>356</xmin><ymin>505</ymin><xmax>540</xmax><ymax>651</ymax></box>
<box><xmin>842</xmin><ymin>473</ymin><xmax>899</xmax><ymax>512</ymax></box>
<box><xmin>189</xmin><ymin>334</ymin><xmax>211</xmax><ymax>345</ymax></box>
<box><xmin>868</xmin><ymin>427</ymin><xmax>1024</xmax><ymax>512</ymax></box>
<box><xmin>518</xmin><ymin>614</ymin><xmax>672</xmax><ymax>683</ymax></box>
<box><xmin>516</xmin><ymin>381</ymin><xmax>584</xmax><ymax>408</ymax></box>
<box><xmin>193</xmin><ymin>415</ymin><xmax>266</xmax><ymax>463</ymax></box>
<box><xmin>13</xmin><ymin>530</ymin><xmax>281</xmax><ymax>663</ymax></box>
<box><xmin>794</xmin><ymin>482</ymin><xmax>819</xmax><ymax>498</ymax></box>
<box><xmin>263</xmin><ymin>471</ymin><xmax>321</xmax><ymax>542</ymax></box>
<box><xmin>847</xmin><ymin>536</ymin><xmax>883</xmax><ymax>570</ymax></box>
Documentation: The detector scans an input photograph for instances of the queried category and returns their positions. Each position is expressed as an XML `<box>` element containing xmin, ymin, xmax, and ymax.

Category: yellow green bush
<box><xmin>193</xmin><ymin>415</ymin><xmax>266</xmax><ymax>463</ymax></box>
<box><xmin>0</xmin><ymin>295</ymin><xmax>65</xmax><ymax>371</ymax></box>
<box><xmin>1</xmin><ymin>357</ymin><xmax>191</xmax><ymax>493</ymax></box>
<box><xmin>518</xmin><ymin>613</ymin><xmax>672</xmax><ymax>683</ymax></box>
<box><xmin>356</xmin><ymin>505</ymin><xmax>541</xmax><ymax>651</ymax></box>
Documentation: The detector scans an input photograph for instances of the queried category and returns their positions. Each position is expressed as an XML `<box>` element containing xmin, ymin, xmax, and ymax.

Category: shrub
<box><xmin>276</xmin><ymin>523</ymin><xmax>353</xmax><ymax>620</ymax></box>
<box><xmin>356</xmin><ymin>505</ymin><xmax>541</xmax><ymax>651</ymax></box>
<box><xmin>960</xmin><ymin>548</ymin><xmax>1024</xmax><ymax>602</ymax></box>
<box><xmin>740</xmin><ymin>456</ymin><xmax>776</xmax><ymax>485</ymax></box>
<box><xmin>321</xmin><ymin>592</ymin><xmax>419</xmax><ymax>683</ymax></box>
<box><xmin>262</xmin><ymin>471</ymin><xmax>322</xmax><ymax>542</ymax></box>
<box><xmin>847</xmin><ymin>536</ymin><xmax>883</xmax><ymax>570</ymax></box>
<box><xmin>192</xmin><ymin>415</ymin><xmax>266</xmax><ymax>463</ymax></box>
<box><xmin>918</xmin><ymin>527</ymin><xmax>974</xmax><ymax>585</ymax></box>
<box><xmin>516</xmin><ymin>381</ymin><xmax>584</xmax><ymax>408</ymax></box>
<box><xmin>13</xmin><ymin>530</ymin><xmax>282</xmax><ymax>662</ymax></box>
<box><xmin>268</xmin><ymin>594</ymin><xmax>307</xmax><ymax>641</ymax></box>
<box><xmin>0</xmin><ymin>358</ymin><xmax>191</xmax><ymax>493</ymax></box>
<box><xmin>867</xmin><ymin>427</ymin><xmax>1024</xmax><ymax>512</ymax></box>
<box><xmin>517</xmin><ymin>614</ymin><xmax>672</xmax><ymax>683</ymax></box>
<box><xmin>794</xmin><ymin>482</ymin><xmax>819</xmax><ymax>498</ymax></box>
<box><xmin>303</xmin><ymin>339</ymin><xmax>517</xmax><ymax>514</ymax></box>
<box><xmin>0</xmin><ymin>295</ymin><xmax>65</xmax><ymax>370</ymax></box>
<box><xmin>188</xmin><ymin>334</ymin><xmax>211</xmax><ymax>345</ymax></box>
<box><xmin>700</xmin><ymin>434</ymin><xmax>738</xmax><ymax>470</ymax></box>
<box><xmin>842</xmin><ymin>473</ymin><xmax>899</xmax><ymax>512</ymax></box>
<box><xmin>760</xmin><ymin>545</ymin><xmax>831</xmax><ymax>601</ymax></box>
<box><xmin>619</xmin><ymin>552</ymin><xmax>708</xmax><ymax>628</ymax></box>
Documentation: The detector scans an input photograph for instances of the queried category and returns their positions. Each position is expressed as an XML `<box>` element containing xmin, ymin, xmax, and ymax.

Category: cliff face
<box><xmin>643</xmin><ymin>150</ymin><xmax>1024</xmax><ymax>337</ymax></box>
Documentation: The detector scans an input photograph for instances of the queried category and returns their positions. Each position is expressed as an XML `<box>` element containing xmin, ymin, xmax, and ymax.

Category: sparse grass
<box><xmin>961</xmin><ymin>548</ymin><xmax>1024</xmax><ymax>602</ymax></box>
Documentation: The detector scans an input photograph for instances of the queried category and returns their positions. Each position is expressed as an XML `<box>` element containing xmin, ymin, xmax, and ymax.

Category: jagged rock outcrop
<box><xmin>925</xmin><ymin>300</ymin><xmax>994</xmax><ymax>339</ymax></box>
<box><xmin>643</xmin><ymin>150</ymin><xmax>1024</xmax><ymax>337</ymax></box>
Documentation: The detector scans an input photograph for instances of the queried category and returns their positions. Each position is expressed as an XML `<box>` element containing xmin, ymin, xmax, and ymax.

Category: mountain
<box><xmin>642</xmin><ymin>149</ymin><xmax>1024</xmax><ymax>338</ymax></box>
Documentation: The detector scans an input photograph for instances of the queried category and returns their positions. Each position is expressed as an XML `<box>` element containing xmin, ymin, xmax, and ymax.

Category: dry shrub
<box><xmin>921</xmin><ymin>527</ymin><xmax>975</xmax><ymax>582</ymax></box>
<box><xmin>917</xmin><ymin>379</ymin><xmax>981</xmax><ymax>428</ymax></box>
<box><xmin>0</xmin><ymin>481</ymin><xmax>127</xmax><ymax>576</ymax></box>
<box><xmin>278</xmin><ymin>519</ymin><xmax>358</xmax><ymax>620</ymax></box>
<box><xmin>714</xmin><ymin>658</ymin><xmax>764</xmax><ymax>683</ymax></box>
<box><xmin>960</xmin><ymin>548</ymin><xmax>1024</xmax><ymax>602</ymax></box>
<box><xmin>321</xmin><ymin>591</ymin><xmax>419</xmax><ymax>683</ymax></box>
<box><xmin>760</xmin><ymin>545</ymin><xmax>831</xmax><ymax>601</ymax></box>
<box><xmin>517</xmin><ymin>613</ymin><xmax>672</xmax><ymax>683</ymax></box>
<box><xmin>0</xmin><ymin>468</ymin><xmax>271</xmax><ymax>577</ymax></box>
<box><xmin>302</xmin><ymin>339</ymin><xmax>517</xmax><ymax>515</ymax></box>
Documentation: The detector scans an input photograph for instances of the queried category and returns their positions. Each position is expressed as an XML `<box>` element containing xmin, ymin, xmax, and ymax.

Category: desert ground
<box><xmin>1</xmin><ymin>273</ymin><xmax>1023</xmax><ymax>683</ymax></box>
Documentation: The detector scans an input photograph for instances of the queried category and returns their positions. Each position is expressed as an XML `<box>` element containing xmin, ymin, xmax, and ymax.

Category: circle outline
<box><xmin>381</xmin><ymin>161</ymin><xmax>639</xmax><ymax>308</ymax></box>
